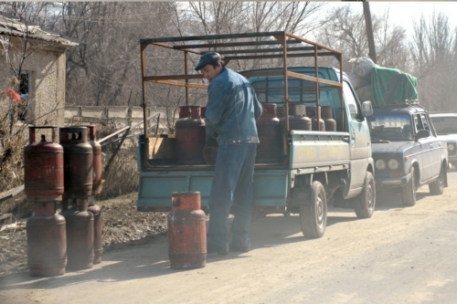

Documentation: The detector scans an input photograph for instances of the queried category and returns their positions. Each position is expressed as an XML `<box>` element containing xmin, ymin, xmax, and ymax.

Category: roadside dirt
<box><xmin>0</xmin><ymin>193</ymin><xmax>167</xmax><ymax>276</ymax></box>
<box><xmin>1</xmin><ymin>173</ymin><xmax>457</xmax><ymax>303</ymax></box>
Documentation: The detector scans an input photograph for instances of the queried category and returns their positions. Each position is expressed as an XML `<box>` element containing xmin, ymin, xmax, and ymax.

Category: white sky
<box><xmin>330</xmin><ymin>1</ymin><xmax>457</xmax><ymax>35</ymax></box>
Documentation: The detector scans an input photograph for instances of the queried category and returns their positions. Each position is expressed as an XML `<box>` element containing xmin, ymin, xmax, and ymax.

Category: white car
<box><xmin>430</xmin><ymin>113</ymin><xmax>457</xmax><ymax>168</ymax></box>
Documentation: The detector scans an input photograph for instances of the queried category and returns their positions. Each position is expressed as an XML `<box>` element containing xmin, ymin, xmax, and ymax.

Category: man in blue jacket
<box><xmin>195</xmin><ymin>52</ymin><xmax>262</xmax><ymax>255</ymax></box>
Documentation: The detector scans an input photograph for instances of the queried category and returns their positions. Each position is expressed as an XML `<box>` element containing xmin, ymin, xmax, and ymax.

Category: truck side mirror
<box><xmin>416</xmin><ymin>129</ymin><xmax>430</xmax><ymax>140</ymax></box>
<box><xmin>361</xmin><ymin>100</ymin><xmax>373</xmax><ymax>117</ymax></box>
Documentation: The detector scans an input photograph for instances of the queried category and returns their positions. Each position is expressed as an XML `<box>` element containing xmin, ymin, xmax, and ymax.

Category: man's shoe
<box><xmin>229</xmin><ymin>245</ymin><xmax>250</xmax><ymax>253</ymax></box>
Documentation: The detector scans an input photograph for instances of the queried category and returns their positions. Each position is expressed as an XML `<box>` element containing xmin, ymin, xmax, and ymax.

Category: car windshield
<box><xmin>430</xmin><ymin>116</ymin><xmax>457</xmax><ymax>135</ymax></box>
<box><xmin>368</xmin><ymin>114</ymin><xmax>413</xmax><ymax>141</ymax></box>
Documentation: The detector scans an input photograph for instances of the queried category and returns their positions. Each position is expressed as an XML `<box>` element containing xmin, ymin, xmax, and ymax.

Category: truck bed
<box><xmin>136</xmin><ymin>130</ymin><xmax>351</xmax><ymax>211</ymax></box>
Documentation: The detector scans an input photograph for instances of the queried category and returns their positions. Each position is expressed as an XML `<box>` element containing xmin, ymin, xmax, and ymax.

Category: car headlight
<box><xmin>448</xmin><ymin>144</ymin><xmax>455</xmax><ymax>151</ymax></box>
<box><xmin>375</xmin><ymin>159</ymin><xmax>386</xmax><ymax>170</ymax></box>
<box><xmin>388</xmin><ymin>159</ymin><xmax>399</xmax><ymax>170</ymax></box>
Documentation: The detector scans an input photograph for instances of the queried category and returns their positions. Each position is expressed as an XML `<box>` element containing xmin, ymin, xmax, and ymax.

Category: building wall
<box><xmin>0</xmin><ymin>38</ymin><xmax>67</xmax><ymax>127</ymax></box>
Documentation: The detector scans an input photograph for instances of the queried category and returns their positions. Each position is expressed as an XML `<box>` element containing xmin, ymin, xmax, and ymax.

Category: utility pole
<box><xmin>362</xmin><ymin>0</ymin><xmax>377</xmax><ymax>63</ymax></box>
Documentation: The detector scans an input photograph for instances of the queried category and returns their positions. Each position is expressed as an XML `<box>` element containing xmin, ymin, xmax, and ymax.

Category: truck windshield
<box><xmin>430</xmin><ymin>116</ymin><xmax>457</xmax><ymax>135</ymax></box>
<box><xmin>368</xmin><ymin>114</ymin><xmax>413</xmax><ymax>141</ymax></box>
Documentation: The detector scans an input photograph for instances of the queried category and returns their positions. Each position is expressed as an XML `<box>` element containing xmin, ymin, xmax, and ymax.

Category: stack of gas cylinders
<box><xmin>255</xmin><ymin>103</ymin><xmax>338</xmax><ymax>164</ymax></box>
<box><xmin>24</xmin><ymin>125</ymin><xmax>103</xmax><ymax>276</ymax></box>
<box><xmin>173</xmin><ymin>103</ymin><xmax>337</xmax><ymax>166</ymax></box>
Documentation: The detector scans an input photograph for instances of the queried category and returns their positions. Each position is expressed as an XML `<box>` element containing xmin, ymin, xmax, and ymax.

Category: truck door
<box><xmin>343</xmin><ymin>81</ymin><xmax>371</xmax><ymax>197</ymax></box>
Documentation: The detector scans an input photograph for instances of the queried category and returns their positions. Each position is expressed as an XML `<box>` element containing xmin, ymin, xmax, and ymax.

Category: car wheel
<box><xmin>354</xmin><ymin>171</ymin><xmax>376</xmax><ymax>218</ymax></box>
<box><xmin>299</xmin><ymin>181</ymin><xmax>327</xmax><ymax>238</ymax></box>
<box><xmin>429</xmin><ymin>165</ymin><xmax>445</xmax><ymax>195</ymax></box>
<box><xmin>402</xmin><ymin>167</ymin><xmax>416</xmax><ymax>207</ymax></box>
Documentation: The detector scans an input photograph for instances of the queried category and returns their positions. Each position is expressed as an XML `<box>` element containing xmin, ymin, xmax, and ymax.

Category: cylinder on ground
<box><xmin>87</xmin><ymin>201</ymin><xmax>103</xmax><ymax>264</ymax></box>
<box><xmin>168</xmin><ymin>192</ymin><xmax>206</xmax><ymax>269</ymax></box>
<box><xmin>60</xmin><ymin>198</ymin><xmax>94</xmax><ymax>270</ymax></box>
<box><xmin>27</xmin><ymin>212</ymin><xmax>67</xmax><ymax>277</ymax></box>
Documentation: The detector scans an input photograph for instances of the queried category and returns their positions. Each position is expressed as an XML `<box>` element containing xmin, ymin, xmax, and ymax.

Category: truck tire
<box><xmin>299</xmin><ymin>181</ymin><xmax>327</xmax><ymax>238</ymax></box>
<box><xmin>402</xmin><ymin>167</ymin><xmax>416</xmax><ymax>207</ymax></box>
<box><xmin>429</xmin><ymin>165</ymin><xmax>445</xmax><ymax>195</ymax></box>
<box><xmin>354</xmin><ymin>171</ymin><xmax>375</xmax><ymax>218</ymax></box>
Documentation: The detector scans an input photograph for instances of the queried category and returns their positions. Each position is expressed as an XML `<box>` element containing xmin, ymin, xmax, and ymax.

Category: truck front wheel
<box><xmin>353</xmin><ymin>171</ymin><xmax>376</xmax><ymax>218</ymax></box>
<box><xmin>299</xmin><ymin>181</ymin><xmax>327</xmax><ymax>238</ymax></box>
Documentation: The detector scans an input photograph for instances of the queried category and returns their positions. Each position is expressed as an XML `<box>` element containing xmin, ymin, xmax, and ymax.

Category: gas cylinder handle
<box><xmin>28</xmin><ymin>126</ymin><xmax>58</xmax><ymax>144</ymax></box>
<box><xmin>87</xmin><ymin>125</ymin><xmax>96</xmax><ymax>141</ymax></box>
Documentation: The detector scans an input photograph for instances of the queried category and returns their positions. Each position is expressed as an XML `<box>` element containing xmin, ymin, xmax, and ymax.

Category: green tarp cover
<box><xmin>370</xmin><ymin>66</ymin><xmax>418</xmax><ymax>106</ymax></box>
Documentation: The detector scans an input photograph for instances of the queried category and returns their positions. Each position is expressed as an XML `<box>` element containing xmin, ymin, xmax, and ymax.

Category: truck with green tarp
<box><xmin>136</xmin><ymin>31</ymin><xmax>375</xmax><ymax>238</ymax></box>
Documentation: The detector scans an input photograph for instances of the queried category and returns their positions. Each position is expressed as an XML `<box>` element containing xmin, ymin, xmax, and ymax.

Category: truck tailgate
<box><xmin>137</xmin><ymin>169</ymin><xmax>289</xmax><ymax>211</ymax></box>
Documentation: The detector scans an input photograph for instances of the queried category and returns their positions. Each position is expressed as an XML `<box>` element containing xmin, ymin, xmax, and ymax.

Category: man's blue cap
<box><xmin>195</xmin><ymin>52</ymin><xmax>221</xmax><ymax>71</ymax></box>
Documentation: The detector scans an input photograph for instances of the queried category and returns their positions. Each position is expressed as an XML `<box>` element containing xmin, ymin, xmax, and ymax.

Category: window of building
<box><xmin>18</xmin><ymin>71</ymin><xmax>31</xmax><ymax>121</ymax></box>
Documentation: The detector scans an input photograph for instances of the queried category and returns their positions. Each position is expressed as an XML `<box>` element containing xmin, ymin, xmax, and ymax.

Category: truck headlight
<box><xmin>375</xmin><ymin>159</ymin><xmax>386</xmax><ymax>170</ymax></box>
<box><xmin>448</xmin><ymin>144</ymin><xmax>455</xmax><ymax>151</ymax></box>
<box><xmin>388</xmin><ymin>159</ymin><xmax>399</xmax><ymax>170</ymax></box>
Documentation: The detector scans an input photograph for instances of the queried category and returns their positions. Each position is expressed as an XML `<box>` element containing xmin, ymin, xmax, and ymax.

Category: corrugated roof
<box><xmin>0</xmin><ymin>12</ymin><xmax>79</xmax><ymax>47</ymax></box>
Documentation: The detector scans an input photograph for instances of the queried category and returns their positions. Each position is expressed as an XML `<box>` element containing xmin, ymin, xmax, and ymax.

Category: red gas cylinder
<box><xmin>60</xmin><ymin>198</ymin><xmax>94</xmax><ymax>270</ymax></box>
<box><xmin>27</xmin><ymin>211</ymin><xmax>67</xmax><ymax>277</ymax></box>
<box><xmin>60</xmin><ymin>127</ymin><xmax>93</xmax><ymax>198</ymax></box>
<box><xmin>307</xmin><ymin>106</ymin><xmax>326</xmax><ymax>131</ymax></box>
<box><xmin>175</xmin><ymin>106</ymin><xmax>206</xmax><ymax>165</ymax></box>
<box><xmin>321</xmin><ymin>106</ymin><xmax>337</xmax><ymax>132</ymax></box>
<box><xmin>256</xmin><ymin>103</ymin><xmax>283</xmax><ymax>163</ymax></box>
<box><xmin>24</xmin><ymin>126</ymin><xmax>64</xmax><ymax>202</ymax></box>
<box><xmin>280</xmin><ymin>104</ymin><xmax>312</xmax><ymax>132</ymax></box>
<box><xmin>87</xmin><ymin>125</ymin><xmax>103</xmax><ymax>194</ymax></box>
<box><xmin>168</xmin><ymin>192</ymin><xmax>206</xmax><ymax>269</ymax></box>
<box><xmin>88</xmin><ymin>198</ymin><xmax>103</xmax><ymax>264</ymax></box>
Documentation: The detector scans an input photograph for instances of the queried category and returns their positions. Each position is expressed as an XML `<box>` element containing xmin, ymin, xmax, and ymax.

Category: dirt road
<box><xmin>1</xmin><ymin>172</ymin><xmax>457</xmax><ymax>304</ymax></box>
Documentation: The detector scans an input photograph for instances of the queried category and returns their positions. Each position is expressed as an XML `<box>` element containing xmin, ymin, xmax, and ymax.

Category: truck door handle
<box><xmin>342</xmin><ymin>136</ymin><xmax>350</xmax><ymax>143</ymax></box>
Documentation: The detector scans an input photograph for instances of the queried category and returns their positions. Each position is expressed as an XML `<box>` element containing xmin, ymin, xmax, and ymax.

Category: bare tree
<box><xmin>410</xmin><ymin>11</ymin><xmax>457</xmax><ymax>111</ymax></box>
<box><xmin>60</xmin><ymin>2</ymin><xmax>179</xmax><ymax>108</ymax></box>
<box><xmin>316</xmin><ymin>5</ymin><xmax>409</xmax><ymax>72</ymax></box>
<box><xmin>179</xmin><ymin>1</ymin><xmax>326</xmax><ymax>71</ymax></box>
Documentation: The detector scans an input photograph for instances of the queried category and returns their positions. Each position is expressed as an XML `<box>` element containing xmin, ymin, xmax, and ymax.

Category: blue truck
<box><xmin>137</xmin><ymin>31</ymin><xmax>375</xmax><ymax>238</ymax></box>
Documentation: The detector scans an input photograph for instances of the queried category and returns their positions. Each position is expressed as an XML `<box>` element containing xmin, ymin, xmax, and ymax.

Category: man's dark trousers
<box><xmin>207</xmin><ymin>143</ymin><xmax>257</xmax><ymax>252</ymax></box>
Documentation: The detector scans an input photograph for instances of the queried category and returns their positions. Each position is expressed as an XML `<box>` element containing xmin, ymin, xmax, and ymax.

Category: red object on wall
<box><xmin>6</xmin><ymin>88</ymin><xmax>21</xmax><ymax>103</ymax></box>
<box><xmin>168</xmin><ymin>192</ymin><xmax>206</xmax><ymax>269</ymax></box>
